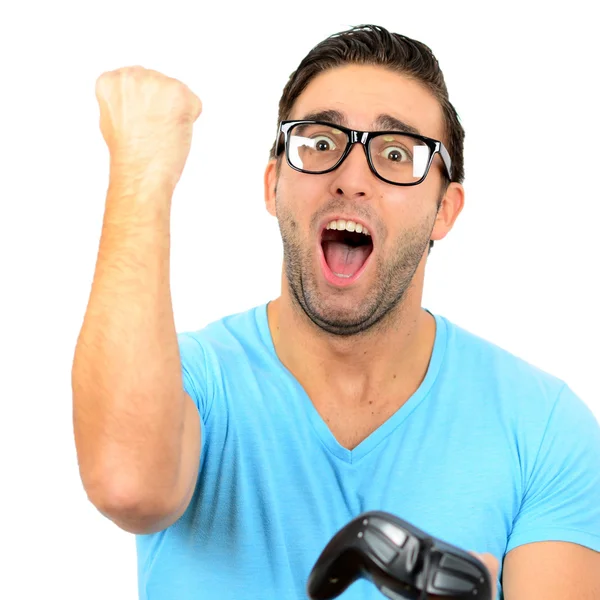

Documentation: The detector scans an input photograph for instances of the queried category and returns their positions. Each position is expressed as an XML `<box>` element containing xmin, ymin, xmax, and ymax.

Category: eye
<box><xmin>381</xmin><ymin>146</ymin><xmax>411</xmax><ymax>162</ymax></box>
<box><xmin>311</xmin><ymin>135</ymin><xmax>337</xmax><ymax>152</ymax></box>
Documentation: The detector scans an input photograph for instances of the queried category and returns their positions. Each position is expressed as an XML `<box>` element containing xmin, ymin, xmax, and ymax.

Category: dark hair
<box><xmin>269</xmin><ymin>24</ymin><xmax>465</xmax><ymax>252</ymax></box>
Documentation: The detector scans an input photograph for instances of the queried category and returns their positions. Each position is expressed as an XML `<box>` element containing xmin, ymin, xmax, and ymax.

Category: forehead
<box><xmin>289</xmin><ymin>64</ymin><xmax>444</xmax><ymax>141</ymax></box>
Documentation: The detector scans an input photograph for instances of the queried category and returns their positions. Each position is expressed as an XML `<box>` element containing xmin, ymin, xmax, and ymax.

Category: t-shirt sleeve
<box><xmin>506</xmin><ymin>384</ymin><xmax>600</xmax><ymax>553</ymax></box>
<box><xmin>177</xmin><ymin>332</ymin><xmax>215</xmax><ymax>452</ymax></box>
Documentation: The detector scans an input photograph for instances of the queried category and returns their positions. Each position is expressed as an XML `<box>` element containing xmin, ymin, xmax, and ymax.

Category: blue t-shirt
<box><xmin>136</xmin><ymin>304</ymin><xmax>600</xmax><ymax>600</ymax></box>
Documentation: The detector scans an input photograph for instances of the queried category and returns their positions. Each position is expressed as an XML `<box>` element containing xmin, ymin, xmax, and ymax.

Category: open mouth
<box><xmin>320</xmin><ymin>219</ymin><xmax>374</xmax><ymax>284</ymax></box>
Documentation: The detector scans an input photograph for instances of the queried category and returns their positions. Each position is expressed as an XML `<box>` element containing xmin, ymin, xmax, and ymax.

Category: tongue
<box><xmin>323</xmin><ymin>241</ymin><xmax>371</xmax><ymax>277</ymax></box>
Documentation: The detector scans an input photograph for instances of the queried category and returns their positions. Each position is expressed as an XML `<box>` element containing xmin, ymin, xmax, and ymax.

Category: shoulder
<box><xmin>432</xmin><ymin>313</ymin><xmax>587</xmax><ymax>453</ymax></box>
<box><xmin>176</xmin><ymin>303</ymin><xmax>276</xmax><ymax>394</ymax></box>
<box><xmin>178</xmin><ymin>303</ymin><xmax>270</xmax><ymax>360</ymax></box>
<box><xmin>175</xmin><ymin>304</ymin><xmax>273</xmax><ymax>415</ymax></box>
<box><xmin>437</xmin><ymin>314</ymin><xmax>600</xmax><ymax>496</ymax></box>
<box><xmin>438</xmin><ymin>313</ymin><xmax>567</xmax><ymax>404</ymax></box>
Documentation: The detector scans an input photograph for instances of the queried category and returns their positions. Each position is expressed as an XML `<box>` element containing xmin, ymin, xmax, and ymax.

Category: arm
<box><xmin>72</xmin><ymin>66</ymin><xmax>203</xmax><ymax>534</ymax></box>
<box><xmin>503</xmin><ymin>541</ymin><xmax>600</xmax><ymax>599</ymax></box>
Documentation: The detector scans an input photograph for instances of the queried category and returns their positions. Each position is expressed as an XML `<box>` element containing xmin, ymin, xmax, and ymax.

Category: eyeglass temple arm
<box><xmin>438</xmin><ymin>142</ymin><xmax>453</xmax><ymax>180</ymax></box>
<box><xmin>274</xmin><ymin>123</ymin><xmax>282</xmax><ymax>156</ymax></box>
<box><xmin>274</xmin><ymin>122</ymin><xmax>294</xmax><ymax>156</ymax></box>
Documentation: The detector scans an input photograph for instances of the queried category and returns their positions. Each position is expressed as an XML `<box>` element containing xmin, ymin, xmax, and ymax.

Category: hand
<box><xmin>469</xmin><ymin>551</ymin><xmax>500</xmax><ymax>600</ymax></box>
<box><xmin>95</xmin><ymin>65</ymin><xmax>203</xmax><ymax>190</ymax></box>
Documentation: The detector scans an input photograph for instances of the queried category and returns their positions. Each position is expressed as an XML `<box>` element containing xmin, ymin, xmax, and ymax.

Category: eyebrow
<box><xmin>299</xmin><ymin>109</ymin><xmax>423</xmax><ymax>137</ymax></box>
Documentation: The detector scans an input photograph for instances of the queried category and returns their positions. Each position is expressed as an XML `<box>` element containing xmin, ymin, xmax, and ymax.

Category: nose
<box><xmin>328</xmin><ymin>142</ymin><xmax>376</xmax><ymax>200</ymax></box>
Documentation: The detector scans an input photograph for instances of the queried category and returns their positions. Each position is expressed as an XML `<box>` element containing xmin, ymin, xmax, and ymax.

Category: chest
<box><xmin>313</xmin><ymin>397</ymin><xmax>411</xmax><ymax>450</ymax></box>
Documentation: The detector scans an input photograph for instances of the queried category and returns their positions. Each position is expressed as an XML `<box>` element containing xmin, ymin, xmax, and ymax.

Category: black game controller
<box><xmin>307</xmin><ymin>510</ymin><xmax>493</xmax><ymax>600</ymax></box>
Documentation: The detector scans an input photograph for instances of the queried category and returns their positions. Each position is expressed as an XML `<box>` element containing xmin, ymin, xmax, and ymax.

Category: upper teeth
<box><xmin>326</xmin><ymin>219</ymin><xmax>370</xmax><ymax>236</ymax></box>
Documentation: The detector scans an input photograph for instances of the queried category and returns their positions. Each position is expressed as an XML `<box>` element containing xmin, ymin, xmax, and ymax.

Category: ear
<box><xmin>430</xmin><ymin>181</ymin><xmax>465</xmax><ymax>243</ymax></box>
<box><xmin>264</xmin><ymin>159</ymin><xmax>278</xmax><ymax>217</ymax></box>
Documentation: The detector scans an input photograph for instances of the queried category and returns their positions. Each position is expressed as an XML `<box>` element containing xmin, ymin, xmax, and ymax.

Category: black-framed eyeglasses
<box><xmin>275</xmin><ymin>120</ymin><xmax>453</xmax><ymax>186</ymax></box>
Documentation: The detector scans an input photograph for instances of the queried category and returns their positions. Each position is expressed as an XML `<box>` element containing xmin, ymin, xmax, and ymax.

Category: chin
<box><xmin>300</xmin><ymin>283</ymin><xmax>382</xmax><ymax>335</ymax></box>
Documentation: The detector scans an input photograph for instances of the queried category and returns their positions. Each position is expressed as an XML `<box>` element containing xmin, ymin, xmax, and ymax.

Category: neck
<box><xmin>267</xmin><ymin>267</ymin><xmax>436</xmax><ymax>411</ymax></box>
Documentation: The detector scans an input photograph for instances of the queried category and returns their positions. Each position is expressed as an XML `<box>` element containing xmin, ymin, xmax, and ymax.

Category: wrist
<box><xmin>108</xmin><ymin>160</ymin><xmax>176</xmax><ymax>199</ymax></box>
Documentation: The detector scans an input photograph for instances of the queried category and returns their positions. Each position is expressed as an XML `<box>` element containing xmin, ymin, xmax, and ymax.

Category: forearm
<box><xmin>72</xmin><ymin>175</ymin><xmax>185</xmax><ymax>514</ymax></box>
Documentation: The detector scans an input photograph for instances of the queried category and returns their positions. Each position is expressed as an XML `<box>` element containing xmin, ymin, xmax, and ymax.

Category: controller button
<box><xmin>432</xmin><ymin>571</ymin><xmax>475</xmax><ymax>593</ymax></box>
<box><xmin>369</xmin><ymin>518</ymin><xmax>408</xmax><ymax>548</ymax></box>
<box><xmin>404</xmin><ymin>537</ymin><xmax>419</xmax><ymax>572</ymax></box>
<box><xmin>439</xmin><ymin>554</ymin><xmax>482</xmax><ymax>579</ymax></box>
<box><xmin>362</xmin><ymin>529</ymin><xmax>398</xmax><ymax>564</ymax></box>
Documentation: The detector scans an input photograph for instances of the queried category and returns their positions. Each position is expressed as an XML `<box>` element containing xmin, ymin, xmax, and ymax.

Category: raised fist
<box><xmin>95</xmin><ymin>65</ymin><xmax>202</xmax><ymax>189</ymax></box>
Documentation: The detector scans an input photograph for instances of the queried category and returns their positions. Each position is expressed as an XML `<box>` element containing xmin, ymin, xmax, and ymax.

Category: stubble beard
<box><xmin>276</xmin><ymin>193</ymin><xmax>438</xmax><ymax>337</ymax></box>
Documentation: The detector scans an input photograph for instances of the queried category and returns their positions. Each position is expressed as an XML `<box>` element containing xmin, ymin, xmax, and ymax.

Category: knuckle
<box><xmin>95</xmin><ymin>72</ymin><xmax>113</xmax><ymax>96</ymax></box>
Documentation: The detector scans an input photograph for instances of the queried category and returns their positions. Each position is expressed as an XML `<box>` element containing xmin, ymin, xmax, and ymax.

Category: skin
<box><xmin>263</xmin><ymin>63</ymin><xmax>500</xmax><ymax>596</ymax></box>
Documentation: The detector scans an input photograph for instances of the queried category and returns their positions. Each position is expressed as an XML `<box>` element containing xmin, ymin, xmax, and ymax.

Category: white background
<box><xmin>1</xmin><ymin>1</ymin><xmax>598</xmax><ymax>598</ymax></box>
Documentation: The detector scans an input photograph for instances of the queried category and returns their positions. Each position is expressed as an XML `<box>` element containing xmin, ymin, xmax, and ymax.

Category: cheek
<box><xmin>283</xmin><ymin>167</ymin><xmax>322</xmax><ymax>192</ymax></box>
<box><xmin>392</xmin><ymin>179</ymin><xmax>440</xmax><ymax>217</ymax></box>
<box><xmin>278</xmin><ymin>171</ymin><xmax>324</xmax><ymax>214</ymax></box>
<box><xmin>378</xmin><ymin>191</ymin><xmax>437</xmax><ymax>245</ymax></box>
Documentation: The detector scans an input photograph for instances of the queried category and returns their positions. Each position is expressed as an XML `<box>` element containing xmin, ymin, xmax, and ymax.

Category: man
<box><xmin>72</xmin><ymin>24</ymin><xmax>600</xmax><ymax>600</ymax></box>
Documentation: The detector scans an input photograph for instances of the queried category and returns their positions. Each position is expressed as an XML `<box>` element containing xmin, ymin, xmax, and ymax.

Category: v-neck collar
<box><xmin>255</xmin><ymin>303</ymin><xmax>448</xmax><ymax>464</ymax></box>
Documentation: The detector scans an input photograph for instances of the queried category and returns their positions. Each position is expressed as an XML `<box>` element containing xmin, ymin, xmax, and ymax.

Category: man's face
<box><xmin>268</xmin><ymin>64</ymin><xmax>456</xmax><ymax>336</ymax></box>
